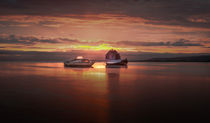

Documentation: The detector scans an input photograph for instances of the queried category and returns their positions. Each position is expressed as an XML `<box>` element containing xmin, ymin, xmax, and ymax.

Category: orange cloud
<box><xmin>0</xmin><ymin>14</ymin><xmax>210</xmax><ymax>54</ymax></box>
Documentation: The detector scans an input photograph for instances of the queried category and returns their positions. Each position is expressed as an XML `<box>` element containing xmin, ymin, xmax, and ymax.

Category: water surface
<box><xmin>0</xmin><ymin>62</ymin><xmax>210</xmax><ymax>122</ymax></box>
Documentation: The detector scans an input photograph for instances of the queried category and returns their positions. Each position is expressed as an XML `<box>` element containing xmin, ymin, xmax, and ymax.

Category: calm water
<box><xmin>0</xmin><ymin>62</ymin><xmax>210</xmax><ymax>122</ymax></box>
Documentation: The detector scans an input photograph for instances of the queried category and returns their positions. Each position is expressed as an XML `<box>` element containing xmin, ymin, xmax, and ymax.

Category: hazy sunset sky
<box><xmin>0</xmin><ymin>0</ymin><xmax>210</xmax><ymax>60</ymax></box>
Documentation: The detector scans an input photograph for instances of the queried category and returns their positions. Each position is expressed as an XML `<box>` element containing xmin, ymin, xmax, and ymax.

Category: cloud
<box><xmin>0</xmin><ymin>0</ymin><xmax>210</xmax><ymax>28</ymax></box>
<box><xmin>0</xmin><ymin>34</ymin><xmax>61</xmax><ymax>45</ymax></box>
<box><xmin>0</xmin><ymin>0</ymin><xmax>210</xmax><ymax>29</ymax></box>
<box><xmin>113</xmin><ymin>39</ymin><xmax>204</xmax><ymax>47</ymax></box>
<box><xmin>169</xmin><ymin>39</ymin><xmax>203</xmax><ymax>46</ymax></box>
<box><xmin>0</xmin><ymin>34</ymin><xmax>206</xmax><ymax>48</ymax></box>
<box><xmin>0</xmin><ymin>20</ymin><xmax>33</xmax><ymax>27</ymax></box>
<box><xmin>0</xmin><ymin>34</ymin><xmax>208</xmax><ymax>54</ymax></box>
<box><xmin>59</xmin><ymin>38</ymin><xmax>80</xmax><ymax>43</ymax></box>
<box><xmin>38</xmin><ymin>21</ymin><xmax>63</xmax><ymax>27</ymax></box>
<box><xmin>0</xmin><ymin>16</ymin><xmax>66</xmax><ymax>27</ymax></box>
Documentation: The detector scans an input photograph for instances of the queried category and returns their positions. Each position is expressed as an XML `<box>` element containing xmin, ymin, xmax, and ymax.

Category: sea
<box><xmin>0</xmin><ymin>62</ymin><xmax>210</xmax><ymax>122</ymax></box>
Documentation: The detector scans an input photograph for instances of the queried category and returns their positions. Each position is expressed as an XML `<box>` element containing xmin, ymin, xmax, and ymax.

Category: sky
<box><xmin>0</xmin><ymin>0</ymin><xmax>210</xmax><ymax>61</ymax></box>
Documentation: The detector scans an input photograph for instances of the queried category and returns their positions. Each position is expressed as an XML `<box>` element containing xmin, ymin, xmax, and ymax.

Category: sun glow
<box><xmin>74</xmin><ymin>44</ymin><xmax>121</xmax><ymax>51</ymax></box>
<box><xmin>93</xmin><ymin>62</ymin><xmax>106</xmax><ymax>68</ymax></box>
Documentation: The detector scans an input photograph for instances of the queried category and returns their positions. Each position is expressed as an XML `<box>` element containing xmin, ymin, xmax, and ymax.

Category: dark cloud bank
<box><xmin>0</xmin><ymin>35</ymin><xmax>60</xmax><ymax>45</ymax></box>
<box><xmin>0</xmin><ymin>0</ymin><xmax>210</xmax><ymax>28</ymax></box>
<box><xmin>0</xmin><ymin>34</ymin><xmax>205</xmax><ymax>47</ymax></box>
<box><xmin>0</xmin><ymin>34</ymin><xmax>209</xmax><ymax>61</ymax></box>
<box><xmin>116</xmin><ymin>39</ymin><xmax>203</xmax><ymax>47</ymax></box>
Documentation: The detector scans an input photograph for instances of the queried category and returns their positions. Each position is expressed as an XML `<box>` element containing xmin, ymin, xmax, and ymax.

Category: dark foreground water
<box><xmin>0</xmin><ymin>62</ymin><xmax>210</xmax><ymax>123</ymax></box>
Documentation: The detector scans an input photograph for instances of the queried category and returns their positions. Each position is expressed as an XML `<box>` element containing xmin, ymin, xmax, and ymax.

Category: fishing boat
<box><xmin>105</xmin><ymin>49</ymin><xmax>128</xmax><ymax>65</ymax></box>
<box><xmin>64</xmin><ymin>56</ymin><xmax>95</xmax><ymax>67</ymax></box>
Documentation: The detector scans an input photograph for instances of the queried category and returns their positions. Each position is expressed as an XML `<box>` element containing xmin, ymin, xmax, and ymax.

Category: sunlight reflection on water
<box><xmin>0</xmin><ymin>62</ymin><xmax>210</xmax><ymax>122</ymax></box>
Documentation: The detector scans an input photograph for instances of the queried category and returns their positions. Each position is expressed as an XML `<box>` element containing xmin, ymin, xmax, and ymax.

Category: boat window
<box><xmin>72</xmin><ymin>59</ymin><xmax>81</xmax><ymax>63</ymax></box>
<box><xmin>82</xmin><ymin>59</ymin><xmax>89</xmax><ymax>63</ymax></box>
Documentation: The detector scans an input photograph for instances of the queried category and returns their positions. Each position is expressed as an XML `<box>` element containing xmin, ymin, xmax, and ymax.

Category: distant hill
<box><xmin>135</xmin><ymin>55</ymin><xmax>210</xmax><ymax>62</ymax></box>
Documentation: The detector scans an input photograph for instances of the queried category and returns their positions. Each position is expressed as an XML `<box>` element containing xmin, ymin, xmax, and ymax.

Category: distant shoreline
<box><xmin>0</xmin><ymin>61</ymin><xmax>209</xmax><ymax>63</ymax></box>
<box><xmin>128</xmin><ymin>60</ymin><xmax>210</xmax><ymax>62</ymax></box>
<box><xmin>130</xmin><ymin>55</ymin><xmax>210</xmax><ymax>62</ymax></box>
<box><xmin>0</xmin><ymin>55</ymin><xmax>209</xmax><ymax>62</ymax></box>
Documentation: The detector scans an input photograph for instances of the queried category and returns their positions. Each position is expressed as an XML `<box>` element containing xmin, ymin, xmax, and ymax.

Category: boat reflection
<box><xmin>106</xmin><ymin>65</ymin><xmax>127</xmax><ymax>68</ymax></box>
<box><xmin>106</xmin><ymin>65</ymin><xmax>121</xmax><ymax>123</ymax></box>
<box><xmin>106</xmin><ymin>65</ymin><xmax>121</xmax><ymax>93</ymax></box>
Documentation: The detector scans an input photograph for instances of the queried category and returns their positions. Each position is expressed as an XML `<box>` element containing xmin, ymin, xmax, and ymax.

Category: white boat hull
<box><xmin>106</xmin><ymin>59</ymin><xmax>128</xmax><ymax>65</ymax></box>
<box><xmin>64</xmin><ymin>61</ymin><xmax>95</xmax><ymax>67</ymax></box>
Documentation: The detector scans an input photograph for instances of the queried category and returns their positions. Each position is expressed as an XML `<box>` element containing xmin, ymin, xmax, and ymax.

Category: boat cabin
<box><xmin>71</xmin><ymin>59</ymin><xmax>90</xmax><ymax>63</ymax></box>
<box><xmin>105</xmin><ymin>49</ymin><xmax>121</xmax><ymax>60</ymax></box>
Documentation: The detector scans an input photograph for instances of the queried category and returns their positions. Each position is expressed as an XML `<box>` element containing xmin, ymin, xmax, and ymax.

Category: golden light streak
<box><xmin>74</xmin><ymin>44</ymin><xmax>121</xmax><ymax>50</ymax></box>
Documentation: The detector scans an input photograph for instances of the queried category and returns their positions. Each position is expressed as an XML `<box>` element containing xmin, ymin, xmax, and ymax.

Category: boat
<box><xmin>64</xmin><ymin>56</ymin><xmax>95</xmax><ymax>67</ymax></box>
<box><xmin>105</xmin><ymin>49</ymin><xmax>128</xmax><ymax>65</ymax></box>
